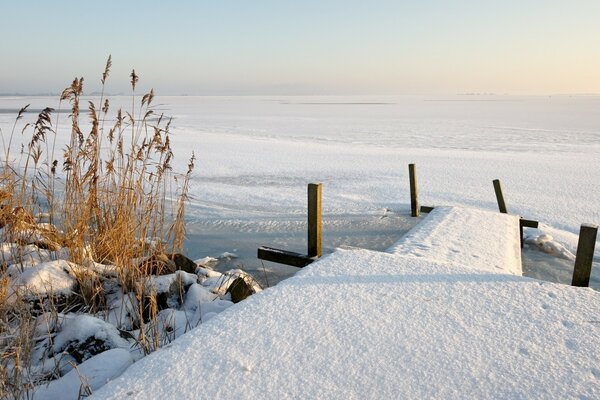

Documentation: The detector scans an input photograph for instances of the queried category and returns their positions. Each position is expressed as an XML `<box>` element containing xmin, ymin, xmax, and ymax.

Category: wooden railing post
<box><xmin>493</xmin><ymin>179</ymin><xmax>508</xmax><ymax>214</ymax></box>
<box><xmin>307</xmin><ymin>183</ymin><xmax>322</xmax><ymax>258</ymax></box>
<box><xmin>572</xmin><ymin>223</ymin><xmax>598</xmax><ymax>287</ymax></box>
<box><xmin>409</xmin><ymin>164</ymin><xmax>419</xmax><ymax>217</ymax></box>
<box><xmin>519</xmin><ymin>218</ymin><xmax>539</xmax><ymax>248</ymax></box>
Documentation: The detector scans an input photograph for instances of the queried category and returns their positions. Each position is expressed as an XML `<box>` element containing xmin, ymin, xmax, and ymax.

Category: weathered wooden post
<box><xmin>307</xmin><ymin>183</ymin><xmax>322</xmax><ymax>258</ymax></box>
<box><xmin>493</xmin><ymin>179</ymin><xmax>508</xmax><ymax>214</ymax></box>
<box><xmin>572</xmin><ymin>223</ymin><xmax>598</xmax><ymax>287</ymax></box>
<box><xmin>409</xmin><ymin>164</ymin><xmax>419</xmax><ymax>217</ymax></box>
<box><xmin>257</xmin><ymin>183</ymin><xmax>323</xmax><ymax>267</ymax></box>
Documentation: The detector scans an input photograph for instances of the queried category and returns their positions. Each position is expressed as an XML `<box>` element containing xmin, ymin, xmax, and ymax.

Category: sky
<box><xmin>1</xmin><ymin>0</ymin><xmax>600</xmax><ymax>95</ymax></box>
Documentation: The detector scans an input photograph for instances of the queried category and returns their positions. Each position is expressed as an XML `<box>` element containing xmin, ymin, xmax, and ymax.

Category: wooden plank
<box><xmin>308</xmin><ymin>183</ymin><xmax>322</xmax><ymax>258</ymax></box>
<box><xmin>519</xmin><ymin>218</ymin><xmax>540</xmax><ymax>248</ymax></box>
<box><xmin>420</xmin><ymin>206</ymin><xmax>435</xmax><ymax>214</ymax></box>
<box><xmin>519</xmin><ymin>221</ymin><xmax>524</xmax><ymax>248</ymax></box>
<box><xmin>257</xmin><ymin>246</ymin><xmax>316</xmax><ymax>268</ymax></box>
<box><xmin>572</xmin><ymin>224</ymin><xmax>598</xmax><ymax>287</ymax></box>
<box><xmin>409</xmin><ymin>164</ymin><xmax>419</xmax><ymax>217</ymax></box>
<box><xmin>493</xmin><ymin>179</ymin><xmax>508</xmax><ymax>214</ymax></box>
<box><xmin>520</xmin><ymin>219</ymin><xmax>538</xmax><ymax>228</ymax></box>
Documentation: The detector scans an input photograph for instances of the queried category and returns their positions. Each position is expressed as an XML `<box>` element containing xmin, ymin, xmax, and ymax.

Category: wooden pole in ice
<box><xmin>307</xmin><ymin>183</ymin><xmax>322</xmax><ymax>258</ymax></box>
<box><xmin>409</xmin><ymin>164</ymin><xmax>419</xmax><ymax>217</ymax></box>
<box><xmin>572</xmin><ymin>223</ymin><xmax>598</xmax><ymax>287</ymax></box>
<box><xmin>493</xmin><ymin>179</ymin><xmax>508</xmax><ymax>214</ymax></box>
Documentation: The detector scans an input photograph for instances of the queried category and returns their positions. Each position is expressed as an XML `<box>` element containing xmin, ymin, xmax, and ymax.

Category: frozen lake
<box><xmin>1</xmin><ymin>95</ymin><xmax>599</xmax><ymax>286</ymax></box>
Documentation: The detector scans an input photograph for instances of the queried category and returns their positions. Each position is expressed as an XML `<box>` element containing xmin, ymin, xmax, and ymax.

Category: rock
<box><xmin>137</xmin><ymin>253</ymin><xmax>177</xmax><ymax>275</ymax></box>
<box><xmin>142</xmin><ymin>272</ymin><xmax>197</xmax><ymax>321</ymax></box>
<box><xmin>31</xmin><ymin>313</ymin><xmax>130</xmax><ymax>373</ymax></box>
<box><xmin>226</xmin><ymin>276</ymin><xmax>256</xmax><ymax>303</ymax></box>
<box><xmin>168</xmin><ymin>253</ymin><xmax>197</xmax><ymax>274</ymax></box>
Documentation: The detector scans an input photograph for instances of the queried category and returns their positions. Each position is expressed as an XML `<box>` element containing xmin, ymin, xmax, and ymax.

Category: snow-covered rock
<box><xmin>33</xmin><ymin>348</ymin><xmax>133</xmax><ymax>400</ymax></box>
<box><xmin>32</xmin><ymin>313</ymin><xmax>130</xmax><ymax>373</ymax></box>
<box><xmin>525</xmin><ymin>232</ymin><xmax>576</xmax><ymax>260</ymax></box>
<box><xmin>11</xmin><ymin>260</ymin><xmax>79</xmax><ymax>296</ymax></box>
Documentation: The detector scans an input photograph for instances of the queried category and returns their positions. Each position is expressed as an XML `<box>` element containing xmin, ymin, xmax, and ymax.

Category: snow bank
<box><xmin>92</xmin><ymin>249</ymin><xmax>600</xmax><ymax>399</ymax></box>
<box><xmin>387</xmin><ymin>206</ymin><xmax>522</xmax><ymax>275</ymax></box>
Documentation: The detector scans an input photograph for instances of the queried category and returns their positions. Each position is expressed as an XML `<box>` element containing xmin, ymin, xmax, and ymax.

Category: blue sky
<box><xmin>1</xmin><ymin>0</ymin><xmax>599</xmax><ymax>95</ymax></box>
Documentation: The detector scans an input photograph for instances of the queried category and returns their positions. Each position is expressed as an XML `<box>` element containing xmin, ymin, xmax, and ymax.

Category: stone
<box><xmin>137</xmin><ymin>253</ymin><xmax>177</xmax><ymax>275</ymax></box>
<box><xmin>168</xmin><ymin>253</ymin><xmax>197</xmax><ymax>274</ymax></box>
<box><xmin>226</xmin><ymin>276</ymin><xmax>256</xmax><ymax>303</ymax></box>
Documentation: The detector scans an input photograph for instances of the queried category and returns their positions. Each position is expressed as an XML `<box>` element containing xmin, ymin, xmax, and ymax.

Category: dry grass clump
<box><xmin>0</xmin><ymin>56</ymin><xmax>195</xmax><ymax>398</ymax></box>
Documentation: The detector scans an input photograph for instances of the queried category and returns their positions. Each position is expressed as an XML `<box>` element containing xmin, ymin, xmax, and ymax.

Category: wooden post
<box><xmin>572</xmin><ymin>223</ymin><xmax>598</xmax><ymax>287</ymax></box>
<box><xmin>519</xmin><ymin>220</ymin><xmax>524</xmax><ymax>248</ymax></box>
<box><xmin>493</xmin><ymin>179</ymin><xmax>508</xmax><ymax>213</ymax></box>
<box><xmin>409</xmin><ymin>164</ymin><xmax>419</xmax><ymax>217</ymax></box>
<box><xmin>307</xmin><ymin>183</ymin><xmax>322</xmax><ymax>258</ymax></box>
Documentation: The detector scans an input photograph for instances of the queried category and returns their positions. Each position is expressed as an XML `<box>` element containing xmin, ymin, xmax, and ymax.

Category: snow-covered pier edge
<box><xmin>92</xmin><ymin>206</ymin><xmax>600</xmax><ymax>399</ymax></box>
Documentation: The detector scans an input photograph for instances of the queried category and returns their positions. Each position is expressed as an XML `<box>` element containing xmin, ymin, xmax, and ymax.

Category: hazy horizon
<box><xmin>1</xmin><ymin>0</ymin><xmax>599</xmax><ymax>96</ymax></box>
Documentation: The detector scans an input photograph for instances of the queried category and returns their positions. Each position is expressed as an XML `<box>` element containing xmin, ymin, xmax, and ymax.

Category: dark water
<box><xmin>183</xmin><ymin>212</ymin><xmax>421</xmax><ymax>287</ymax></box>
<box><xmin>182</xmin><ymin>210</ymin><xmax>598</xmax><ymax>291</ymax></box>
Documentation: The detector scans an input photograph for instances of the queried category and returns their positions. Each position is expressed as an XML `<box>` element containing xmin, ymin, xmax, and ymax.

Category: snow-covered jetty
<box><xmin>388</xmin><ymin>206</ymin><xmax>522</xmax><ymax>275</ymax></box>
<box><xmin>93</xmin><ymin>206</ymin><xmax>600</xmax><ymax>399</ymax></box>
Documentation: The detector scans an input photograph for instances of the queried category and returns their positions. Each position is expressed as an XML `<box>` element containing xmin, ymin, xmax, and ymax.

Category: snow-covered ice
<box><xmin>2</xmin><ymin>95</ymin><xmax>598</xmax><ymax>251</ymax></box>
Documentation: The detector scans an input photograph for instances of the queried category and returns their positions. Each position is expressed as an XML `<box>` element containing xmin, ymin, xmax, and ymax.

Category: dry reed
<box><xmin>0</xmin><ymin>56</ymin><xmax>195</xmax><ymax>398</ymax></box>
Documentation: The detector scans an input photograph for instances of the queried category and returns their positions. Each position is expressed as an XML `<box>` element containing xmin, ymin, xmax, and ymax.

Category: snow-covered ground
<box><xmin>92</xmin><ymin>208</ymin><xmax>600</xmax><ymax>399</ymax></box>
<box><xmin>1</xmin><ymin>94</ymin><xmax>598</xmax><ymax>285</ymax></box>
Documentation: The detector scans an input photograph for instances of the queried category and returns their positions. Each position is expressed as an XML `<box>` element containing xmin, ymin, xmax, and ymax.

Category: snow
<box><xmin>10</xmin><ymin>260</ymin><xmax>79</xmax><ymax>296</ymax></box>
<box><xmin>387</xmin><ymin>206</ymin><xmax>522</xmax><ymax>275</ymax></box>
<box><xmin>0</xmin><ymin>242</ymin><xmax>69</xmax><ymax>268</ymax></box>
<box><xmin>34</xmin><ymin>348</ymin><xmax>133</xmax><ymax>400</ymax></box>
<box><xmin>92</xmin><ymin>247</ymin><xmax>600</xmax><ymax>399</ymax></box>
<box><xmin>526</xmin><ymin>232</ymin><xmax>576</xmax><ymax>260</ymax></box>
<box><xmin>147</xmin><ymin>270</ymin><xmax>198</xmax><ymax>294</ymax></box>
